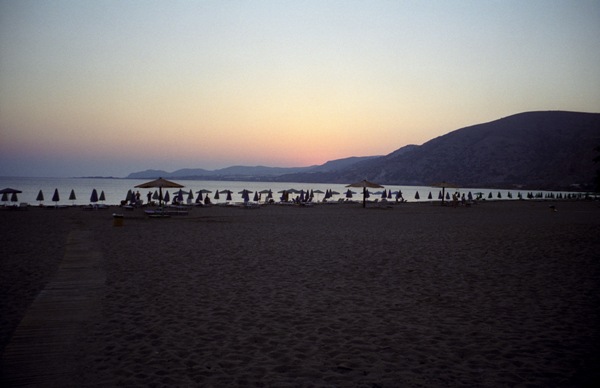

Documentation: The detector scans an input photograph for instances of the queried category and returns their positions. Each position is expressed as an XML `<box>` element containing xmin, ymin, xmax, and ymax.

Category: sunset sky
<box><xmin>1</xmin><ymin>1</ymin><xmax>599</xmax><ymax>177</ymax></box>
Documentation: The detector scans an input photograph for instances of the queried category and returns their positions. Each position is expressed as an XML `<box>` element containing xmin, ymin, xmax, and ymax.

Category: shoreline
<box><xmin>2</xmin><ymin>201</ymin><xmax>599</xmax><ymax>386</ymax></box>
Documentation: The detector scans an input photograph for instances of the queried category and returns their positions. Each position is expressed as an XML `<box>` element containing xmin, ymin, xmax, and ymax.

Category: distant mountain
<box><xmin>329</xmin><ymin>111</ymin><xmax>600</xmax><ymax>189</ymax></box>
<box><xmin>307</xmin><ymin>156</ymin><xmax>382</xmax><ymax>173</ymax></box>
<box><xmin>127</xmin><ymin>169</ymin><xmax>172</xmax><ymax>179</ymax></box>
<box><xmin>126</xmin><ymin>157</ymin><xmax>377</xmax><ymax>181</ymax></box>
<box><xmin>127</xmin><ymin>111</ymin><xmax>600</xmax><ymax>189</ymax></box>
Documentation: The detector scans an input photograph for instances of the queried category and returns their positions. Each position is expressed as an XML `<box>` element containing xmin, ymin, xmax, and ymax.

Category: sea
<box><xmin>0</xmin><ymin>176</ymin><xmax>590</xmax><ymax>206</ymax></box>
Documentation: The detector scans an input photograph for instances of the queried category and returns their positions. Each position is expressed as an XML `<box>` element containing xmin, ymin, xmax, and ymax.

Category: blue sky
<box><xmin>1</xmin><ymin>0</ymin><xmax>599</xmax><ymax>177</ymax></box>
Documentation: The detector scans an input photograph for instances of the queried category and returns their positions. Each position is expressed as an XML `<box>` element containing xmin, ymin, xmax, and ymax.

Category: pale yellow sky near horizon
<box><xmin>1</xmin><ymin>1</ymin><xmax>599</xmax><ymax>177</ymax></box>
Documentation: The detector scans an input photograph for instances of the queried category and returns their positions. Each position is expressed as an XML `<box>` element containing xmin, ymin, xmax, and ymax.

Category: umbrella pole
<box><xmin>363</xmin><ymin>187</ymin><xmax>366</xmax><ymax>208</ymax></box>
<box><xmin>159</xmin><ymin>187</ymin><xmax>163</xmax><ymax>207</ymax></box>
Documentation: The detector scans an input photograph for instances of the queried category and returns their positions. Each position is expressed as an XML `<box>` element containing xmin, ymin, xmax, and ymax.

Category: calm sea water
<box><xmin>0</xmin><ymin>176</ymin><xmax>585</xmax><ymax>206</ymax></box>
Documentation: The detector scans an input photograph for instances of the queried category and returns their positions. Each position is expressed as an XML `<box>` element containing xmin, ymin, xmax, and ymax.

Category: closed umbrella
<box><xmin>90</xmin><ymin>189</ymin><xmax>99</xmax><ymax>203</ymax></box>
<box><xmin>415</xmin><ymin>191</ymin><xmax>420</xmax><ymax>200</ymax></box>
<box><xmin>99</xmin><ymin>191</ymin><xmax>106</xmax><ymax>202</ymax></box>
<box><xmin>52</xmin><ymin>188</ymin><xmax>60</xmax><ymax>205</ymax></box>
<box><xmin>36</xmin><ymin>189</ymin><xmax>44</xmax><ymax>205</ymax></box>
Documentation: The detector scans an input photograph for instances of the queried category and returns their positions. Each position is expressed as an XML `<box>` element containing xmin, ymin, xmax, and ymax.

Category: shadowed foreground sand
<box><xmin>1</xmin><ymin>201</ymin><xmax>599</xmax><ymax>387</ymax></box>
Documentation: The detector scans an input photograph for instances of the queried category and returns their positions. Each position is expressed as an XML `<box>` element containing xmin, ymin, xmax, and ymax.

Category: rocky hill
<box><xmin>278</xmin><ymin>111</ymin><xmax>599</xmax><ymax>190</ymax></box>
<box><xmin>128</xmin><ymin>111</ymin><xmax>600</xmax><ymax>190</ymax></box>
<box><xmin>353</xmin><ymin>111</ymin><xmax>599</xmax><ymax>189</ymax></box>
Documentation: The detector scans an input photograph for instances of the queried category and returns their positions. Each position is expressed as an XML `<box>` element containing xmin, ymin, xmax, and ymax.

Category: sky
<box><xmin>1</xmin><ymin>1</ymin><xmax>599</xmax><ymax>178</ymax></box>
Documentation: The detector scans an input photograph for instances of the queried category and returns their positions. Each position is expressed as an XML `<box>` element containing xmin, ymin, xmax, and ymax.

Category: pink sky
<box><xmin>1</xmin><ymin>1</ymin><xmax>599</xmax><ymax>177</ymax></box>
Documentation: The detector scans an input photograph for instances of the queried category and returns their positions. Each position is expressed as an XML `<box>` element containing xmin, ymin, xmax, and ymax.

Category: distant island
<box><xmin>127</xmin><ymin>111</ymin><xmax>600</xmax><ymax>191</ymax></box>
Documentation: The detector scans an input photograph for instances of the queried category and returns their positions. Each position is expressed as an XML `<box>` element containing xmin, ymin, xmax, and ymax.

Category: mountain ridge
<box><xmin>127</xmin><ymin>111</ymin><xmax>600</xmax><ymax>190</ymax></box>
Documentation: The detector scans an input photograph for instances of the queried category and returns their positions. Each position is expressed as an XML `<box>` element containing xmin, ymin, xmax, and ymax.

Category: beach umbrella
<box><xmin>188</xmin><ymin>190</ymin><xmax>194</xmax><ymax>201</ymax></box>
<box><xmin>381</xmin><ymin>190</ymin><xmax>387</xmax><ymax>199</ymax></box>
<box><xmin>431</xmin><ymin>182</ymin><xmax>459</xmax><ymax>205</ymax></box>
<box><xmin>497</xmin><ymin>192</ymin><xmax>502</xmax><ymax>199</ymax></box>
<box><xmin>238</xmin><ymin>189</ymin><xmax>252</xmax><ymax>202</ymax></box>
<box><xmin>258</xmin><ymin>189</ymin><xmax>271</xmax><ymax>202</ymax></box>
<box><xmin>428</xmin><ymin>192</ymin><xmax>432</xmax><ymax>199</ymax></box>
<box><xmin>153</xmin><ymin>190</ymin><xmax>159</xmax><ymax>201</ymax></box>
<box><xmin>488</xmin><ymin>192</ymin><xmax>493</xmax><ymax>199</ymax></box>
<box><xmin>90</xmin><ymin>189</ymin><xmax>98</xmax><ymax>203</ymax></box>
<box><xmin>364</xmin><ymin>189</ymin><xmax>370</xmax><ymax>199</ymax></box>
<box><xmin>253</xmin><ymin>191</ymin><xmax>259</xmax><ymax>202</ymax></box>
<box><xmin>346</xmin><ymin>179</ymin><xmax>384</xmax><ymax>208</ymax></box>
<box><xmin>125</xmin><ymin>190</ymin><xmax>133</xmax><ymax>203</ymax></box>
<box><xmin>135</xmin><ymin>177</ymin><xmax>184</xmax><ymax>207</ymax></box>
<box><xmin>164</xmin><ymin>190</ymin><xmax>170</xmax><ymax>203</ymax></box>
<box><xmin>220</xmin><ymin>190</ymin><xmax>233</xmax><ymax>201</ymax></box>
<box><xmin>1</xmin><ymin>187</ymin><xmax>22</xmax><ymax>204</ymax></box>
<box><xmin>196</xmin><ymin>191</ymin><xmax>203</xmax><ymax>202</ymax></box>
<box><xmin>36</xmin><ymin>189</ymin><xmax>44</xmax><ymax>205</ymax></box>
<box><xmin>415</xmin><ymin>191</ymin><xmax>420</xmax><ymax>200</ymax></box>
<box><xmin>175</xmin><ymin>189</ymin><xmax>184</xmax><ymax>202</ymax></box>
<box><xmin>99</xmin><ymin>191</ymin><xmax>106</xmax><ymax>202</ymax></box>
<box><xmin>345</xmin><ymin>189</ymin><xmax>354</xmax><ymax>199</ymax></box>
<box><xmin>69</xmin><ymin>189</ymin><xmax>76</xmax><ymax>202</ymax></box>
<box><xmin>10</xmin><ymin>192</ymin><xmax>18</xmax><ymax>203</ymax></box>
<box><xmin>52</xmin><ymin>188</ymin><xmax>60</xmax><ymax>205</ymax></box>
<box><xmin>468</xmin><ymin>192</ymin><xmax>473</xmax><ymax>201</ymax></box>
<box><xmin>313</xmin><ymin>189</ymin><xmax>324</xmax><ymax>201</ymax></box>
<box><xmin>508</xmin><ymin>192</ymin><xmax>513</xmax><ymax>199</ymax></box>
<box><xmin>446</xmin><ymin>192</ymin><xmax>450</xmax><ymax>200</ymax></box>
<box><xmin>214</xmin><ymin>190</ymin><xmax>220</xmax><ymax>200</ymax></box>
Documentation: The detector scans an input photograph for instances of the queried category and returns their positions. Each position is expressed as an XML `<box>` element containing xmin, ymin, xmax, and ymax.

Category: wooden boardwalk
<box><xmin>1</xmin><ymin>230</ymin><xmax>105</xmax><ymax>387</ymax></box>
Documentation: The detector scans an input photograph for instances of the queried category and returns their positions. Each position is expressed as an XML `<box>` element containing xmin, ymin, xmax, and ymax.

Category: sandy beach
<box><xmin>1</xmin><ymin>200</ymin><xmax>599</xmax><ymax>387</ymax></box>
